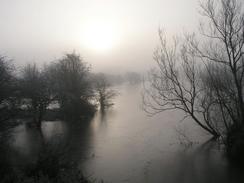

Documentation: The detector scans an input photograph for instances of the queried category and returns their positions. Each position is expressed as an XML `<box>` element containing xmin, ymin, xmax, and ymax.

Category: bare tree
<box><xmin>0</xmin><ymin>57</ymin><xmax>15</xmax><ymax>121</ymax></box>
<box><xmin>195</xmin><ymin>0</ymin><xmax>244</xmax><ymax>128</ymax></box>
<box><xmin>0</xmin><ymin>56</ymin><xmax>17</xmax><ymax>138</ymax></box>
<box><xmin>94</xmin><ymin>74</ymin><xmax>117</xmax><ymax>112</ymax></box>
<box><xmin>0</xmin><ymin>57</ymin><xmax>14</xmax><ymax>104</ymax></box>
<box><xmin>143</xmin><ymin>0</ymin><xmax>244</xmax><ymax>138</ymax></box>
<box><xmin>48</xmin><ymin>53</ymin><xmax>96</xmax><ymax>118</ymax></box>
<box><xmin>20</xmin><ymin>63</ymin><xmax>52</xmax><ymax>127</ymax></box>
<box><xmin>143</xmin><ymin>30</ymin><xmax>220</xmax><ymax>137</ymax></box>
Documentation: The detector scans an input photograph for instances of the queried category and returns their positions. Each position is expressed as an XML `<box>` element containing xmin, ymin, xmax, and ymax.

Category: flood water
<box><xmin>8</xmin><ymin>84</ymin><xmax>244</xmax><ymax>183</ymax></box>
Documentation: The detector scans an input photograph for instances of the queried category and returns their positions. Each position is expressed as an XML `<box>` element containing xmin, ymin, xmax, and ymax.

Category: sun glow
<box><xmin>81</xmin><ymin>20</ymin><xmax>119</xmax><ymax>52</ymax></box>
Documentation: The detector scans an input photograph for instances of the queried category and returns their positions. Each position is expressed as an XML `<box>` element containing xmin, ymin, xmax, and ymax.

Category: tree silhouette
<box><xmin>143</xmin><ymin>0</ymin><xmax>244</xmax><ymax>140</ymax></box>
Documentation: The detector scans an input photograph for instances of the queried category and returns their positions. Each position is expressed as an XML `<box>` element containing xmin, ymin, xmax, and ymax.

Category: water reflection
<box><xmin>5</xmin><ymin>118</ymin><xmax>94</xmax><ymax>172</ymax></box>
<box><xmin>2</xmin><ymin>84</ymin><xmax>244</xmax><ymax>183</ymax></box>
<box><xmin>82</xmin><ymin>84</ymin><xmax>244</xmax><ymax>183</ymax></box>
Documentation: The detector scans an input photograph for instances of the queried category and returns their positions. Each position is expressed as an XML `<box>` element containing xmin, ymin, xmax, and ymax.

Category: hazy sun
<box><xmin>81</xmin><ymin>20</ymin><xmax>119</xmax><ymax>52</ymax></box>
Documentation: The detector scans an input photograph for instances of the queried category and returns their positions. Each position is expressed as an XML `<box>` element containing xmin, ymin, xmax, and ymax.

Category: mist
<box><xmin>1</xmin><ymin>0</ymin><xmax>244</xmax><ymax>183</ymax></box>
<box><xmin>0</xmin><ymin>0</ymin><xmax>198</xmax><ymax>73</ymax></box>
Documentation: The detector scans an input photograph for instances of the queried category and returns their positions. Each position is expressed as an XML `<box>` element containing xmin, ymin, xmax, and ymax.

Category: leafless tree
<box><xmin>94</xmin><ymin>74</ymin><xmax>117</xmax><ymax>112</ymax></box>
<box><xmin>20</xmin><ymin>63</ymin><xmax>52</xmax><ymax>127</ymax></box>
<box><xmin>0</xmin><ymin>56</ymin><xmax>17</xmax><ymax>138</ymax></box>
<box><xmin>143</xmin><ymin>0</ymin><xmax>244</xmax><ymax>138</ymax></box>
<box><xmin>48</xmin><ymin>53</ymin><xmax>96</xmax><ymax>118</ymax></box>
<box><xmin>0</xmin><ymin>57</ymin><xmax>14</xmax><ymax>104</ymax></box>
<box><xmin>196</xmin><ymin>0</ymin><xmax>244</xmax><ymax>129</ymax></box>
<box><xmin>143</xmin><ymin>30</ymin><xmax>220</xmax><ymax>137</ymax></box>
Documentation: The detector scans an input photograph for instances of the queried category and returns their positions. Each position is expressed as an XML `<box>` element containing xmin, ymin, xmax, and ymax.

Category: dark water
<box><xmin>7</xmin><ymin>84</ymin><xmax>244</xmax><ymax>182</ymax></box>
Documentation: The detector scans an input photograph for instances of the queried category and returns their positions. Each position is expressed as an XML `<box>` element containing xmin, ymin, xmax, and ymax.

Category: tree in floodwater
<box><xmin>49</xmin><ymin>53</ymin><xmax>96</xmax><ymax>119</ymax></box>
<box><xmin>143</xmin><ymin>0</ymin><xmax>244</xmax><ymax>143</ymax></box>
<box><xmin>196</xmin><ymin>0</ymin><xmax>244</xmax><ymax>160</ymax></box>
<box><xmin>0</xmin><ymin>57</ymin><xmax>14</xmax><ymax>105</ymax></box>
<box><xmin>143</xmin><ymin>30</ymin><xmax>221</xmax><ymax>137</ymax></box>
<box><xmin>0</xmin><ymin>56</ymin><xmax>17</xmax><ymax>138</ymax></box>
<box><xmin>94</xmin><ymin>74</ymin><xmax>117</xmax><ymax>112</ymax></box>
<box><xmin>19</xmin><ymin>63</ymin><xmax>52</xmax><ymax>127</ymax></box>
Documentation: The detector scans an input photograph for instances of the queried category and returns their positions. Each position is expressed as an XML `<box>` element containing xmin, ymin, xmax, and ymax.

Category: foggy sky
<box><xmin>0</xmin><ymin>0</ymin><xmax>198</xmax><ymax>74</ymax></box>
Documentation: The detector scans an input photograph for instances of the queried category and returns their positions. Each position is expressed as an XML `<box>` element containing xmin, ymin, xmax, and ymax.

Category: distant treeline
<box><xmin>91</xmin><ymin>71</ymin><xmax>142</xmax><ymax>86</ymax></box>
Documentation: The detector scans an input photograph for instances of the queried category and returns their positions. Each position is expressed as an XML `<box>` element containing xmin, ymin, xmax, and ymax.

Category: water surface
<box><xmin>9</xmin><ymin>84</ymin><xmax>244</xmax><ymax>183</ymax></box>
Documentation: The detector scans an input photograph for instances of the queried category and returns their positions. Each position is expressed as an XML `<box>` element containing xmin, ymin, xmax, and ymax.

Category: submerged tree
<box><xmin>19</xmin><ymin>63</ymin><xmax>52</xmax><ymax>127</ymax></box>
<box><xmin>0</xmin><ymin>57</ymin><xmax>14</xmax><ymax>105</ymax></box>
<box><xmin>0</xmin><ymin>56</ymin><xmax>17</xmax><ymax>138</ymax></box>
<box><xmin>143</xmin><ymin>0</ymin><xmax>244</xmax><ymax>141</ymax></box>
<box><xmin>143</xmin><ymin>30</ymin><xmax>221</xmax><ymax>137</ymax></box>
<box><xmin>49</xmin><ymin>53</ymin><xmax>96</xmax><ymax>119</ymax></box>
<box><xmin>197</xmin><ymin>0</ymin><xmax>244</xmax><ymax>159</ymax></box>
<box><xmin>94</xmin><ymin>74</ymin><xmax>117</xmax><ymax>112</ymax></box>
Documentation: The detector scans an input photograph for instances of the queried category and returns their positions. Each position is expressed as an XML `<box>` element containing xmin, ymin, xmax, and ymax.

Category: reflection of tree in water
<box><xmin>0</xmin><ymin>119</ymin><xmax>94</xmax><ymax>182</ymax></box>
<box><xmin>172</xmin><ymin>139</ymin><xmax>244</xmax><ymax>183</ymax></box>
<box><xmin>63</xmin><ymin>119</ymin><xmax>94</xmax><ymax>162</ymax></box>
<box><xmin>93</xmin><ymin>108</ymin><xmax>116</xmax><ymax>130</ymax></box>
<box><xmin>99</xmin><ymin>110</ymin><xmax>108</xmax><ymax>123</ymax></box>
